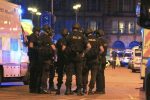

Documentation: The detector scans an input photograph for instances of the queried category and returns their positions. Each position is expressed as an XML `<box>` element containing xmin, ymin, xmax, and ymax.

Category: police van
<box><xmin>0</xmin><ymin>1</ymin><xmax>29</xmax><ymax>86</ymax></box>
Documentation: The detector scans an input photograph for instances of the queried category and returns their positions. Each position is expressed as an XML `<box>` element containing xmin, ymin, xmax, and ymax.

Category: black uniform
<box><xmin>65</xmin><ymin>31</ymin><xmax>87</xmax><ymax>95</ymax></box>
<box><xmin>28</xmin><ymin>33</ymin><xmax>41</xmax><ymax>93</ymax></box>
<box><xmin>96</xmin><ymin>36</ymin><xmax>108</xmax><ymax>94</ymax></box>
<box><xmin>38</xmin><ymin>33</ymin><xmax>54</xmax><ymax>93</ymax></box>
<box><xmin>84</xmin><ymin>34</ymin><xmax>101</xmax><ymax>94</ymax></box>
<box><xmin>55</xmin><ymin>36</ymin><xmax>67</xmax><ymax>94</ymax></box>
<box><xmin>111</xmin><ymin>50</ymin><xmax>117</xmax><ymax>69</ymax></box>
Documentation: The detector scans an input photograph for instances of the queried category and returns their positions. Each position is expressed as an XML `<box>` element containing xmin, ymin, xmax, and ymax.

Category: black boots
<box><xmin>88</xmin><ymin>88</ymin><xmax>94</xmax><ymax>95</ymax></box>
<box><xmin>83</xmin><ymin>88</ymin><xmax>87</xmax><ymax>94</ymax></box>
<box><xmin>77</xmin><ymin>89</ymin><xmax>84</xmax><ymax>96</ymax></box>
<box><xmin>65</xmin><ymin>88</ymin><xmax>74</xmax><ymax>95</ymax></box>
<box><xmin>56</xmin><ymin>89</ymin><xmax>60</xmax><ymax>95</ymax></box>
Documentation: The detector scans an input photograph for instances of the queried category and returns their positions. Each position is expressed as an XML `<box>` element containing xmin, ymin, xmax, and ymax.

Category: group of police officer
<box><xmin>27</xmin><ymin>23</ymin><xmax>108</xmax><ymax>96</ymax></box>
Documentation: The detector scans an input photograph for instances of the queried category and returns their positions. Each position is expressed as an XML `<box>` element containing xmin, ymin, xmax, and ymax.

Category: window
<box><xmin>119</xmin><ymin>21</ymin><xmax>125</xmax><ymax>34</ymax></box>
<box><xmin>128</xmin><ymin>22</ymin><xmax>135</xmax><ymax>34</ymax></box>
<box><xmin>112</xmin><ymin>21</ymin><xmax>118</xmax><ymax>33</ymax></box>
<box><xmin>10</xmin><ymin>38</ymin><xmax>18</xmax><ymax>51</ymax></box>
<box><xmin>119</xmin><ymin>0</ymin><xmax>135</xmax><ymax>12</ymax></box>
<box><xmin>89</xmin><ymin>21</ymin><xmax>97</xmax><ymax>31</ymax></box>
<box><xmin>2</xmin><ymin>50</ymin><xmax>10</xmax><ymax>63</ymax></box>
<box><xmin>0</xmin><ymin>37</ymin><xmax>2</xmax><ymax>50</ymax></box>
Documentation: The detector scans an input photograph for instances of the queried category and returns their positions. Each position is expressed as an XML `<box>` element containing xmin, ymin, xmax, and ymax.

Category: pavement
<box><xmin>0</xmin><ymin>67</ymin><xmax>145</xmax><ymax>100</ymax></box>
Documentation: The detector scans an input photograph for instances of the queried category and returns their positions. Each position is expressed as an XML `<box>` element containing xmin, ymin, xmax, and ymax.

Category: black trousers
<box><xmin>29</xmin><ymin>61</ymin><xmax>41</xmax><ymax>93</ymax></box>
<box><xmin>82</xmin><ymin>60</ymin><xmax>99</xmax><ymax>90</ymax></box>
<box><xmin>56</xmin><ymin>60</ymin><xmax>65</xmax><ymax>89</ymax></box>
<box><xmin>49</xmin><ymin>61</ymin><xmax>55</xmax><ymax>89</ymax></box>
<box><xmin>40</xmin><ymin>60</ymin><xmax>51</xmax><ymax>91</ymax></box>
<box><xmin>96</xmin><ymin>63</ymin><xmax>105</xmax><ymax>92</ymax></box>
<box><xmin>65</xmin><ymin>61</ymin><xmax>83</xmax><ymax>90</ymax></box>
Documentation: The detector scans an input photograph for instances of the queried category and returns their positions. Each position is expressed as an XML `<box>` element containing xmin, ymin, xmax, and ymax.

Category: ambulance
<box><xmin>141</xmin><ymin>29</ymin><xmax>150</xmax><ymax>79</ymax></box>
<box><xmin>0</xmin><ymin>0</ymin><xmax>29</xmax><ymax>85</ymax></box>
<box><xmin>128</xmin><ymin>46</ymin><xmax>142</xmax><ymax>72</ymax></box>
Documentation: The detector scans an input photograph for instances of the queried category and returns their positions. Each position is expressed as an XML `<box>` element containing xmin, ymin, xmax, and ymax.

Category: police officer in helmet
<box><xmin>38</xmin><ymin>25</ymin><xmax>56</xmax><ymax>93</ymax></box>
<box><xmin>84</xmin><ymin>28</ymin><xmax>104</xmax><ymax>95</ymax></box>
<box><xmin>55</xmin><ymin>28</ymin><xmax>69</xmax><ymax>95</ymax></box>
<box><xmin>28</xmin><ymin>26</ymin><xmax>41</xmax><ymax>93</ymax></box>
<box><xmin>64</xmin><ymin>23</ymin><xmax>90</xmax><ymax>96</ymax></box>
<box><xmin>42</xmin><ymin>25</ymin><xmax>56</xmax><ymax>92</ymax></box>
<box><xmin>95</xmin><ymin>29</ymin><xmax>108</xmax><ymax>94</ymax></box>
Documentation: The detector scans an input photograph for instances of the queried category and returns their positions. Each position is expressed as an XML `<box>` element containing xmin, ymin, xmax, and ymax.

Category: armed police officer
<box><xmin>42</xmin><ymin>25</ymin><xmax>56</xmax><ymax>92</ymax></box>
<box><xmin>28</xmin><ymin>26</ymin><xmax>41</xmax><ymax>93</ymax></box>
<box><xmin>83</xmin><ymin>28</ymin><xmax>104</xmax><ymax>95</ymax></box>
<box><xmin>95</xmin><ymin>29</ymin><xmax>108</xmax><ymax>94</ymax></box>
<box><xmin>38</xmin><ymin>25</ymin><xmax>56</xmax><ymax>94</ymax></box>
<box><xmin>64</xmin><ymin>23</ymin><xmax>91</xmax><ymax>96</ymax></box>
<box><xmin>55</xmin><ymin>28</ymin><xmax>69</xmax><ymax>95</ymax></box>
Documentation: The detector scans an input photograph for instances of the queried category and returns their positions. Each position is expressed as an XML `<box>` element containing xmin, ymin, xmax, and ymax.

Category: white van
<box><xmin>0</xmin><ymin>1</ymin><xmax>29</xmax><ymax>85</ymax></box>
<box><xmin>129</xmin><ymin>46</ymin><xmax>142</xmax><ymax>72</ymax></box>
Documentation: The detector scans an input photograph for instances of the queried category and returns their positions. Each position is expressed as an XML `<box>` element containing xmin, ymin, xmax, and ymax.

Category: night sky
<box><xmin>9</xmin><ymin>0</ymin><xmax>53</xmax><ymax>18</ymax></box>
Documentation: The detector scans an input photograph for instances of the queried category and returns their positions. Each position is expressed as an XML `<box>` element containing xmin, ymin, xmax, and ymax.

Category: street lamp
<box><xmin>36</xmin><ymin>12</ymin><xmax>42</xmax><ymax>26</ymax></box>
<box><xmin>27</xmin><ymin>7</ymin><xmax>38</xmax><ymax>20</ymax></box>
<box><xmin>73</xmin><ymin>3</ymin><xmax>81</xmax><ymax>23</ymax></box>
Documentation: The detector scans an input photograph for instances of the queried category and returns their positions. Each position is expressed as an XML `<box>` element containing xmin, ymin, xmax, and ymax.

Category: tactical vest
<box><xmin>38</xmin><ymin>34</ymin><xmax>53</xmax><ymax>61</ymax></box>
<box><xmin>86</xmin><ymin>35</ymin><xmax>100</xmax><ymax>60</ymax></box>
<box><xmin>69</xmin><ymin>32</ymin><xmax>85</xmax><ymax>53</ymax></box>
<box><xmin>67</xmin><ymin>31</ymin><xmax>86</xmax><ymax>62</ymax></box>
<box><xmin>99</xmin><ymin>37</ymin><xmax>108</xmax><ymax>56</ymax></box>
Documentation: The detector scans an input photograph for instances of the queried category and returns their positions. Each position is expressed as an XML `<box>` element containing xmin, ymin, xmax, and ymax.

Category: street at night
<box><xmin>0</xmin><ymin>0</ymin><xmax>150</xmax><ymax>100</ymax></box>
<box><xmin>0</xmin><ymin>67</ymin><xmax>145</xmax><ymax>100</ymax></box>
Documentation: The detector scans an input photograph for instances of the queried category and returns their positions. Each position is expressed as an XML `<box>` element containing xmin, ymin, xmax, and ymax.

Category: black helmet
<box><xmin>61</xmin><ymin>28</ymin><xmax>68</xmax><ymax>36</ymax></box>
<box><xmin>72</xmin><ymin>23</ymin><xmax>81</xmax><ymax>30</ymax></box>
<box><xmin>42</xmin><ymin>25</ymin><xmax>54</xmax><ymax>36</ymax></box>
<box><xmin>32</xmin><ymin>26</ymin><xmax>40</xmax><ymax>33</ymax></box>
<box><xmin>42</xmin><ymin>25</ymin><xmax>51</xmax><ymax>32</ymax></box>
<box><xmin>85</xmin><ymin>28</ymin><xmax>93</xmax><ymax>35</ymax></box>
<box><xmin>95</xmin><ymin>29</ymin><xmax>105</xmax><ymax>37</ymax></box>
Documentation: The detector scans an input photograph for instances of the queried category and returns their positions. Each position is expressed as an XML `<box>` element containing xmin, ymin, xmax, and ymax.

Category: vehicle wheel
<box><xmin>0</xmin><ymin>68</ymin><xmax>3</xmax><ymax>87</ymax></box>
<box><xmin>132</xmin><ymin>69</ymin><xmax>136</xmax><ymax>72</ymax></box>
<box><xmin>22</xmin><ymin>76</ymin><xmax>29</xmax><ymax>85</ymax></box>
<box><xmin>22</xmin><ymin>72</ymin><xmax>30</xmax><ymax>85</ymax></box>
<box><xmin>146</xmin><ymin>74</ymin><xmax>150</xmax><ymax>100</ymax></box>
<box><xmin>128</xmin><ymin>65</ymin><xmax>130</xmax><ymax>69</ymax></box>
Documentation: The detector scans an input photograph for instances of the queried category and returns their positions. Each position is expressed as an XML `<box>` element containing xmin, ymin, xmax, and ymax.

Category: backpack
<box><xmin>86</xmin><ymin>35</ymin><xmax>100</xmax><ymax>61</ymax></box>
<box><xmin>38</xmin><ymin>34</ymin><xmax>53</xmax><ymax>61</ymax></box>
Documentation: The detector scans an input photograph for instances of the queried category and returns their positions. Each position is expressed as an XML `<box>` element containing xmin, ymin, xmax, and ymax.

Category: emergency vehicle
<box><xmin>0</xmin><ymin>0</ymin><xmax>29</xmax><ymax>85</ymax></box>
<box><xmin>128</xmin><ymin>46</ymin><xmax>142</xmax><ymax>72</ymax></box>
<box><xmin>141</xmin><ymin>29</ymin><xmax>150</xmax><ymax>78</ymax></box>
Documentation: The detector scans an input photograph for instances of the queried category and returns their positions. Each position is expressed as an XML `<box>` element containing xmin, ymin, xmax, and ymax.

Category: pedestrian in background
<box><xmin>116</xmin><ymin>54</ymin><xmax>120</xmax><ymax>67</ymax></box>
<box><xmin>111</xmin><ymin>50</ymin><xmax>117</xmax><ymax>69</ymax></box>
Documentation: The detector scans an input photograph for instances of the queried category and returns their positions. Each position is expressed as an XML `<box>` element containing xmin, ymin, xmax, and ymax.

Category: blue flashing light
<box><xmin>18</xmin><ymin>8</ymin><xmax>23</xmax><ymax>15</ymax></box>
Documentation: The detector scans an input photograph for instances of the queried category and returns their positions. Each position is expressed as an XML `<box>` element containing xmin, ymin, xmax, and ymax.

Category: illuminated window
<box><xmin>0</xmin><ymin>37</ymin><xmax>2</xmax><ymax>49</ymax></box>
<box><xmin>2</xmin><ymin>50</ymin><xmax>10</xmax><ymax>63</ymax></box>
<box><xmin>119</xmin><ymin>21</ymin><xmax>125</xmax><ymax>34</ymax></box>
<box><xmin>128</xmin><ymin>22</ymin><xmax>134</xmax><ymax>34</ymax></box>
<box><xmin>89</xmin><ymin>21</ymin><xmax>97</xmax><ymax>31</ymax></box>
<box><xmin>112</xmin><ymin>21</ymin><xmax>118</xmax><ymax>33</ymax></box>
<box><xmin>10</xmin><ymin>38</ymin><xmax>18</xmax><ymax>51</ymax></box>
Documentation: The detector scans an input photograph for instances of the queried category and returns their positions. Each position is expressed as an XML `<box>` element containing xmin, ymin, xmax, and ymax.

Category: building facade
<box><xmin>53</xmin><ymin>0</ymin><xmax>142</xmax><ymax>49</ymax></box>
